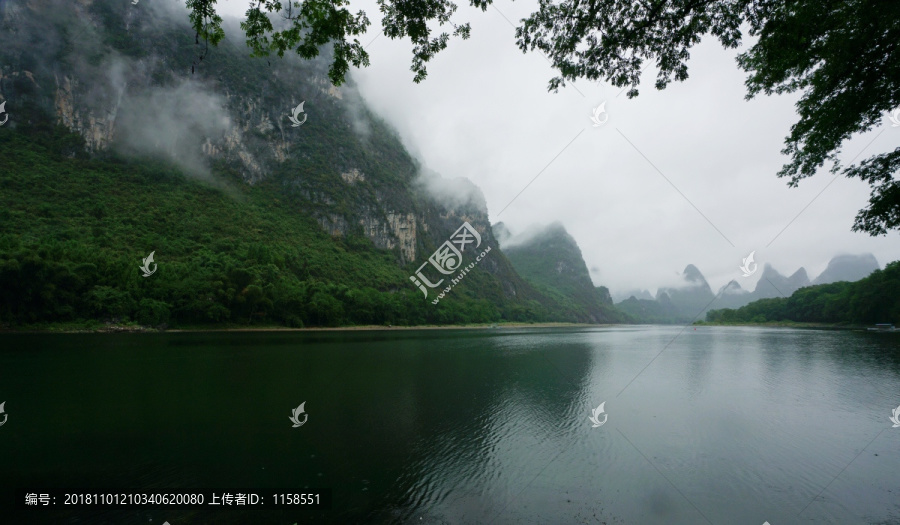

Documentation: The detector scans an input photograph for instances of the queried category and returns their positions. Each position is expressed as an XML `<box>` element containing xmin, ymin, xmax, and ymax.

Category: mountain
<box><xmin>615</xmin><ymin>264</ymin><xmax>715</xmax><ymax>323</ymax></box>
<box><xmin>626</xmin><ymin>255</ymin><xmax>882</xmax><ymax>323</ymax></box>
<box><xmin>498</xmin><ymin>222</ymin><xmax>628</xmax><ymax>323</ymax></box>
<box><xmin>753</xmin><ymin>264</ymin><xmax>810</xmax><ymax>298</ymax></box>
<box><xmin>706</xmin><ymin>261</ymin><xmax>900</xmax><ymax>325</ymax></box>
<box><xmin>616</xmin><ymin>293</ymin><xmax>680</xmax><ymax>324</ymax></box>
<box><xmin>740</xmin><ymin>255</ymin><xmax>878</xmax><ymax>304</ymax></box>
<box><xmin>615</xmin><ymin>264</ymin><xmax>720</xmax><ymax>324</ymax></box>
<box><xmin>0</xmin><ymin>0</ymin><xmax>609</xmax><ymax>328</ymax></box>
<box><xmin>493</xmin><ymin>221</ymin><xmax>513</xmax><ymax>246</ymax></box>
<box><xmin>812</xmin><ymin>254</ymin><xmax>880</xmax><ymax>285</ymax></box>
<box><xmin>715</xmin><ymin>279</ymin><xmax>752</xmax><ymax>310</ymax></box>
<box><xmin>612</xmin><ymin>289</ymin><xmax>654</xmax><ymax>302</ymax></box>
<box><xmin>719</xmin><ymin>280</ymin><xmax>747</xmax><ymax>294</ymax></box>
<box><xmin>643</xmin><ymin>264</ymin><xmax>715</xmax><ymax>322</ymax></box>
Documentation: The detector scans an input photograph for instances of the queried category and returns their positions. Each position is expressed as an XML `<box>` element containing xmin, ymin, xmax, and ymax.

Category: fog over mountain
<box><xmin>611</xmin><ymin>289</ymin><xmax>654</xmax><ymax>303</ymax></box>
<box><xmin>212</xmin><ymin>0</ymin><xmax>900</xmax><ymax>298</ymax></box>
<box><xmin>497</xmin><ymin>222</ymin><xmax>625</xmax><ymax>323</ymax></box>
<box><xmin>812</xmin><ymin>253</ymin><xmax>881</xmax><ymax>285</ymax></box>
<box><xmin>3</xmin><ymin>0</ymin><xmax>590</xmax><ymax>327</ymax></box>
<box><xmin>615</xmin><ymin>253</ymin><xmax>881</xmax><ymax>321</ymax></box>
<box><xmin>6</xmin><ymin>0</ymin><xmax>894</xmax><ymax>314</ymax></box>
<box><xmin>754</xmin><ymin>264</ymin><xmax>811</xmax><ymax>298</ymax></box>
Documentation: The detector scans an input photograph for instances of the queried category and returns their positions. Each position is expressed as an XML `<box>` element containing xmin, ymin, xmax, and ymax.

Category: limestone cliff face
<box><xmin>0</xmin><ymin>0</ymin><xmax>517</xmax><ymax>278</ymax></box>
<box><xmin>380</xmin><ymin>212</ymin><xmax>417</xmax><ymax>264</ymax></box>
<box><xmin>50</xmin><ymin>71</ymin><xmax>298</xmax><ymax>185</ymax></box>
<box><xmin>54</xmin><ymin>74</ymin><xmax>117</xmax><ymax>152</ymax></box>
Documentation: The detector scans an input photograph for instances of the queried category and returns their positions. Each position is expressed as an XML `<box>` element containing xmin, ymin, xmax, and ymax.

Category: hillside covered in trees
<box><xmin>704</xmin><ymin>261</ymin><xmax>900</xmax><ymax>326</ymax></box>
<box><xmin>496</xmin><ymin>222</ymin><xmax>630</xmax><ymax>324</ymax></box>
<box><xmin>0</xmin><ymin>0</ymin><xmax>634</xmax><ymax>330</ymax></box>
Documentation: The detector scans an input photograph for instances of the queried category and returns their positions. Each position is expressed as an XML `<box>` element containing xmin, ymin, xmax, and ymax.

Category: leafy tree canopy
<box><xmin>187</xmin><ymin>0</ymin><xmax>900</xmax><ymax>235</ymax></box>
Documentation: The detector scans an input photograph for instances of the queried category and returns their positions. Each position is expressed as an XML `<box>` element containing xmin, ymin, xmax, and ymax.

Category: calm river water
<box><xmin>1</xmin><ymin>326</ymin><xmax>899</xmax><ymax>524</ymax></box>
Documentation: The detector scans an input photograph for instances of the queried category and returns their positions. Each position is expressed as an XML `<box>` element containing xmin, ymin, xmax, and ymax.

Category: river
<box><xmin>1</xmin><ymin>326</ymin><xmax>898</xmax><ymax>524</ymax></box>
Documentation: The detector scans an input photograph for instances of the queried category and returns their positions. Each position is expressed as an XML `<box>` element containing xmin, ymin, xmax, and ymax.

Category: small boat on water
<box><xmin>867</xmin><ymin>324</ymin><xmax>897</xmax><ymax>332</ymax></box>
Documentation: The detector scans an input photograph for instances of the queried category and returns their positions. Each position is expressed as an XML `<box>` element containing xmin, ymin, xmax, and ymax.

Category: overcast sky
<box><xmin>216</xmin><ymin>0</ymin><xmax>900</xmax><ymax>297</ymax></box>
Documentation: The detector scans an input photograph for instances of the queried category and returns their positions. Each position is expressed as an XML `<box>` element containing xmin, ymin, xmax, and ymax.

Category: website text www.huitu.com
<box><xmin>408</xmin><ymin>221</ymin><xmax>492</xmax><ymax>305</ymax></box>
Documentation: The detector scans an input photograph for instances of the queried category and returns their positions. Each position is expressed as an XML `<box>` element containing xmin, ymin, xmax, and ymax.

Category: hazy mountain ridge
<box><xmin>616</xmin><ymin>254</ymin><xmax>881</xmax><ymax>324</ymax></box>
<box><xmin>706</xmin><ymin>261</ymin><xmax>900</xmax><ymax>326</ymax></box>
<box><xmin>655</xmin><ymin>264</ymin><xmax>715</xmax><ymax>321</ymax></box>
<box><xmin>812</xmin><ymin>253</ymin><xmax>881</xmax><ymax>285</ymax></box>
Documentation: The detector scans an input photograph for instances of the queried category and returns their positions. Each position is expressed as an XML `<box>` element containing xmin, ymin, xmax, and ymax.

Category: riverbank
<box><xmin>0</xmin><ymin>320</ymin><xmax>603</xmax><ymax>334</ymax></box>
<box><xmin>692</xmin><ymin>320</ymin><xmax>877</xmax><ymax>331</ymax></box>
<box><xmin>9</xmin><ymin>320</ymin><xmax>890</xmax><ymax>334</ymax></box>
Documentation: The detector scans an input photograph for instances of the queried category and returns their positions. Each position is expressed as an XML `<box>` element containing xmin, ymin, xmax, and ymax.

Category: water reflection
<box><xmin>0</xmin><ymin>327</ymin><xmax>898</xmax><ymax>524</ymax></box>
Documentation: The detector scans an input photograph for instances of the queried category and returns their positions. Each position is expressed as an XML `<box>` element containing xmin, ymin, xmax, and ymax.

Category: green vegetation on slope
<box><xmin>615</xmin><ymin>293</ymin><xmax>684</xmax><ymax>324</ymax></box>
<box><xmin>502</xmin><ymin>224</ymin><xmax>630</xmax><ymax>323</ymax></box>
<box><xmin>0</xmin><ymin>125</ymin><xmax>553</xmax><ymax>329</ymax></box>
<box><xmin>704</xmin><ymin>262</ymin><xmax>900</xmax><ymax>325</ymax></box>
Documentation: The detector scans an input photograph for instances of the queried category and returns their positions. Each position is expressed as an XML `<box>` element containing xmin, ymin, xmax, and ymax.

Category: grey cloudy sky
<box><xmin>215</xmin><ymin>0</ymin><xmax>900</xmax><ymax>297</ymax></box>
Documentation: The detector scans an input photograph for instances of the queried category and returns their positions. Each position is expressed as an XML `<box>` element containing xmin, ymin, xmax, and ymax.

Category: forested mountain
<box><xmin>615</xmin><ymin>293</ymin><xmax>681</xmax><ymax>324</ymax></box>
<box><xmin>496</xmin><ymin>222</ymin><xmax>629</xmax><ymax>323</ymax></box>
<box><xmin>705</xmin><ymin>261</ymin><xmax>900</xmax><ymax>325</ymax></box>
<box><xmin>0</xmin><ymin>0</ymin><xmax>616</xmax><ymax>328</ymax></box>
